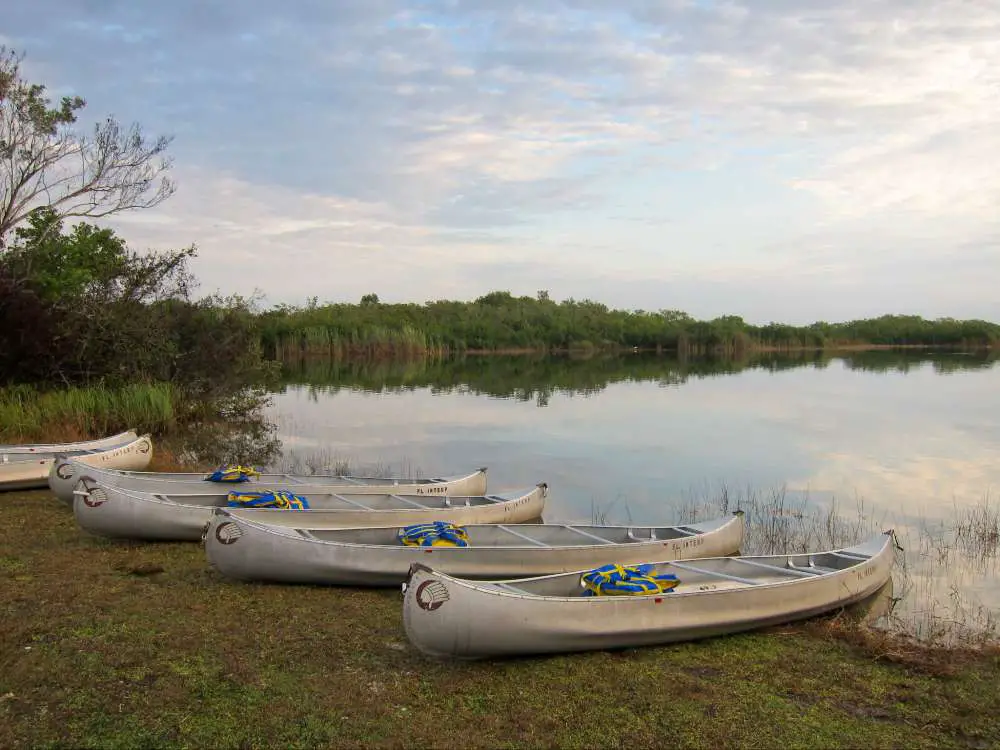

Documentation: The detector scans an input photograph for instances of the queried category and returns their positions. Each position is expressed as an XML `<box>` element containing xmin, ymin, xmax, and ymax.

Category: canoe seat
<box><xmin>793</xmin><ymin>560</ymin><xmax>842</xmax><ymax>574</ymax></box>
<box><xmin>830</xmin><ymin>551</ymin><xmax>870</xmax><ymax>563</ymax></box>
<box><xmin>626</xmin><ymin>528</ymin><xmax>657</xmax><ymax>541</ymax></box>
<box><xmin>674</xmin><ymin>526</ymin><xmax>702</xmax><ymax>536</ymax></box>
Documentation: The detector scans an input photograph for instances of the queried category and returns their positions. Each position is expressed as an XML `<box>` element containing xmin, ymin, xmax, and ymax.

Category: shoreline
<box><xmin>287</xmin><ymin>343</ymin><xmax>999</xmax><ymax>358</ymax></box>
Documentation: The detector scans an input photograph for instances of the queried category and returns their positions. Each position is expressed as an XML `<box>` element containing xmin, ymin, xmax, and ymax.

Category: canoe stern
<box><xmin>73</xmin><ymin>477</ymin><xmax>211</xmax><ymax>541</ymax></box>
<box><xmin>49</xmin><ymin>437</ymin><xmax>154</xmax><ymax>505</ymax></box>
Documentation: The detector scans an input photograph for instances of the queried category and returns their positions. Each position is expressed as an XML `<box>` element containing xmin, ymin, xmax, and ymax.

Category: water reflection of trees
<box><xmin>838</xmin><ymin>349</ymin><xmax>998</xmax><ymax>374</ymax></box>
<box><xmin>277</xmin><ymin>350</ymin><xmax>998</xmax><ymax>405</ymax></box>
<box><xmin>163</xmin><ymin>416</ymin><xmax>283</xmax><ymax>469</ymax></box>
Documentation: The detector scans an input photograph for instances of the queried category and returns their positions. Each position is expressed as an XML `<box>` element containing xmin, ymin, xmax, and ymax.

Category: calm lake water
<box><xmin>263</xmin><ymin>350</ymin><xmax>1000</xmax><ymax>642</ymax></box>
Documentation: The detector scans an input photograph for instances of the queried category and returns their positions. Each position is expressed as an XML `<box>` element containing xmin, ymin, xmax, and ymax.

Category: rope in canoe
<box><xmin>398</xmin><ymin>521</ymin><xmax>469</xmax><ymax>547</ymax></box>
<box><xmin>205</xmin><ymin>465</ymin><xmax>261</xmax><ymax>483</ymax></box>
<box><xmin>226</xmin><ymin>490</ymin><xmax>310</xmax><ymax>510</ymax></box>
<box><xmin>581</xmin><ymin>563</ymin><xmax>680</xmax><ymax>596</ymax></box>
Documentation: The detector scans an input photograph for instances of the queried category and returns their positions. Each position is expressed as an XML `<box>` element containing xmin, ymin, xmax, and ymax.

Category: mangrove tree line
<box><xmin>259</xmin><ymin>291</ymin><xmax>1000</xmax><ymax>359</ymax></box>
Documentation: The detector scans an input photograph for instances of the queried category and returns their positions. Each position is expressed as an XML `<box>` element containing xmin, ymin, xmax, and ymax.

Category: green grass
<box><xmin>1</xmin><ymin>491</ymin><xmax>999</xmax><ymax>749</ymax></box>
<box><xmin>0</xmin><ymin>383</ymin><xmax>176</xmax><ymax>441</ymax></box>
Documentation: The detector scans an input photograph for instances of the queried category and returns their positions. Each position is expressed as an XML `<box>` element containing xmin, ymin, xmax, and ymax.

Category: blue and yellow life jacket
<box><xmin>398</xmin><ymin>521</ymin><xmax>470</xmax><ymax>547</ymax></box>
<box><xmin>581</xmin><ymin>563</ymin><xmax>680</xmax><ymax>596</ymax></box>
<box><xmin>205</xmin><ymin>465</ymin><xmax>261</xmax><ymax>483</ymax></box>
<box><xmin>226</xmin><ymin>490</ymin><xmax>309</xmax><ymax>510</ymax></box>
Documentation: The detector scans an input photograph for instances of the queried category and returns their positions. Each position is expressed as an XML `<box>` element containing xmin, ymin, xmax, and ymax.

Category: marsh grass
<box><xmin>590</xmin><ymin>493</ymin><xmax>632</xmax><ymax>525</ymax></box>
<box><xmin>136</xmin><ymin>434</ymin><xmax>424</xmax><ymax>482</ymax></box>
<box><xmin>0</xmin><ymin>382</ymin><xmax>276</xmax><ymax>447</ymax></box>
<box><xmin>655</xmin><ymin>483</ymin><xmax>1000</xmax><ymax>649</ymax></box>
<box><xmin>955</xmin><ymin>493</ymin><xmax>1000</xmax><ymax>556</ymax></box>
<box><xmin>0</xmin><ymin>383</ymin><xmax>176</xmax><ymax>441</ymax></box>
<box><xmin>676</xmin><ymin>484</ymin><xmax>883</xmax><ymax>556</ymax></box>
<box><xmin>273</xmin><ymin>323</ymin><xmax>444</xmax><ymax>359</ymax></box>
<box><xmin>889</xmin><ymin>506</ymin><xmax>1000</xmax><ymax>648</ymax></box>
<box><xmin>267</xmin><ymin>444</ymin><xmax>426</xmax><ymax>480</ymax></box>
<box><xmin>277</xmin><ymin>448</ymin><xmax>353</xmax><ymax>476</ymax></box>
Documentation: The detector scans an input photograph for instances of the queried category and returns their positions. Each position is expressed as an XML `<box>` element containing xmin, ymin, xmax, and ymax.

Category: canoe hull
<box><xmin>49</xmin><ymin>462</ymin><xmax>488</xmax><ymax>506</ymax></box>
<box><xmin>1</xmin><ymin>436</ymin><xmax>153</xmax><ymax>492</ymax></box>
<box><xmin>73</xmin><ymin>482</ymin><xmax>547</xmax><ymax>542</ymax></box>
<box><xmin>402</xmin><ymin>533</ymin><xmax>897</xmax><ymax>659</ymax></box>
<box><xmin>1</xmin><ymin>458</ymin><xmax>66</xmax><ymax>491</ymax></box>
<box><xmin>0</xmin><ymin>430</ymin><xmax>138</xmax><ymax>454</ymax></box>
<box><xmin>203</xmin><ymin>513</ymin><xmax>745</xmax><ymax>586</ymax></box>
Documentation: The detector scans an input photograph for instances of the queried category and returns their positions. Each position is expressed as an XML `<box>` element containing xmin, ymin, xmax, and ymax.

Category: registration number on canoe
<box><xmin>667</xmin><ymin>537</ymin><xmax>704</xmax><ymax>552</ymax></box>
<box><xmin>854</xmin><ymin>564</ymin><xmax>877</xmax><ymax>582</ymax></box>
<box><xmin>415</xmin><ymin>486</ymin><xmax>446</xmax><ymax>495</ymax></box>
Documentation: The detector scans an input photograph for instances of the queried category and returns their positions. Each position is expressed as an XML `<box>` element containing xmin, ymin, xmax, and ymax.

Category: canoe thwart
<box><xmin>561</xmin><ymin>525</ymin><xmax>615</xmax><ymax>545</ymax></box>
<box><xmin>389</xmin><ymin>494</ymin><xmax>429</xmax><ymax>509</ymax></box>
<box><xmin>726</xmin><ymin>557</ymin><xmax>819</xmax><ymax>578</ymax></box>
<box><xmin>667</xmin><ymin>560</ymin><xmax>758</xmax><ymax>586</ymax></box>
<box><xmin>328</xmin><ymin>493</ymin><xmax>376</xmax><ymax>510</ymax></box>
<box><xmin>495</xmin><ymin>525</ymin><xmax>551</xmax><ymax>547</ymax></box>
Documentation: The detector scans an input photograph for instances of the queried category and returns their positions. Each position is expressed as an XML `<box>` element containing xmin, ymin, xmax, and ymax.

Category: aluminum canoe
<box><xmin>402</xmin><ymin>531</ymin><xmax>897</xmax><ymax>659</ymax></box>
<box><xmin>0</xmin><ymin>430</ymin><xmax>138</xmax><ymax>454</ymax></box>
<box><xmin>48</xmin><ymin>459</ymin><xmax>488</xmax><ymax>506</ymax></box>
<box><xmin>203</xmin><ymin>512</ymin><xmax>745</xmax><ymax>586</ymax></box>
<box><xmin>1</xmin><ymin>434</ymin><xmax>153</xmax><ymax>492</ymax></box>
<box><xmin>72</xmin><ymin>479</ymin><xmax>547</xmax><ymax>541</ymax></box>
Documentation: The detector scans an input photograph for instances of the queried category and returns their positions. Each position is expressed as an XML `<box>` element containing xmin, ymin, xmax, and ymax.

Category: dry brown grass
<box><xmin>797</xmin><ymin>617</ymin><xmax>1000</xmax><ymax>678</ymax></box>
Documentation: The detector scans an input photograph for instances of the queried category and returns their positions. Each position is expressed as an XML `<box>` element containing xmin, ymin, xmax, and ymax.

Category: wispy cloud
<box><xmin>4</xmin><ymin>0</ymin><xmax>998</xmax><ymax>318</ymax></box>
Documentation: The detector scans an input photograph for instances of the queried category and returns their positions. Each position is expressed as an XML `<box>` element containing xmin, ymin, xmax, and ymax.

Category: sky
<box><xmin>4</xmin><ymin>0</ymin><xmax>999</xmax><ymax>323</ymax></box>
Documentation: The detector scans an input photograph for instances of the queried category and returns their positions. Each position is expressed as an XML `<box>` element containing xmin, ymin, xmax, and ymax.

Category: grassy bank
<box><xmin>0</xmin><ymin>384</ymin><xmax>177</xmax><ymax>442</ymax></box>
<box><xmin>2</xmin><ymin>491</ymin><xmax>999</xmax><ymax>749</ymax></box>
<box><xmin>0</xmin><ymin>382</ymin><xmax>277</xmax><ymax>449</ymax></box>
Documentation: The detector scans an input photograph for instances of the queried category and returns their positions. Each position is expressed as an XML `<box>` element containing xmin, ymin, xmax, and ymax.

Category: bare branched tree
<box><xmin>0</xmin><ymin>47</ymin><xmax>175</xmax><ymax>248</ymax></box>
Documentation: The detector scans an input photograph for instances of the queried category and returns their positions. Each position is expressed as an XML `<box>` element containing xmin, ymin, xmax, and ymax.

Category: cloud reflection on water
<box><xmin>267</xmin><ymin>352</ymin><xmax>1000</xmax><ymax>641</ymax></box>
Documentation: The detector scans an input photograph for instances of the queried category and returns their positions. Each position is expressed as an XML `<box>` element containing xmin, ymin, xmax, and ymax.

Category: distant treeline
<box><xmin>259</xmin><ymin>291</ymin><xmax>1000</xmax><ymax>359</ymax></box>
<box><xmin>3</xmin><ymin>207</ymin><xmax>997</xmax><ymax>397</ymax></box>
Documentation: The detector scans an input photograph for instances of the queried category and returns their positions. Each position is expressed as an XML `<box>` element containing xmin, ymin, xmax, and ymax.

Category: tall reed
<box><xmin>272</xmin><ymin>323</ymin><xmax>447</xmax><ymax>359</ymax></box>
<box><xmin>955</xmin><ymin>493</ymin><xmax>1000</xmax><ymax>557</ymax></box>
<box><xmin>674</xmin><ymin>483</ymin><xmax>998</xmax><ymax>647</ymax></box>
<box><xmin>0</xmin><ymin>383</ymin><xmax>177</xmax><ymax>441</ymax></box>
